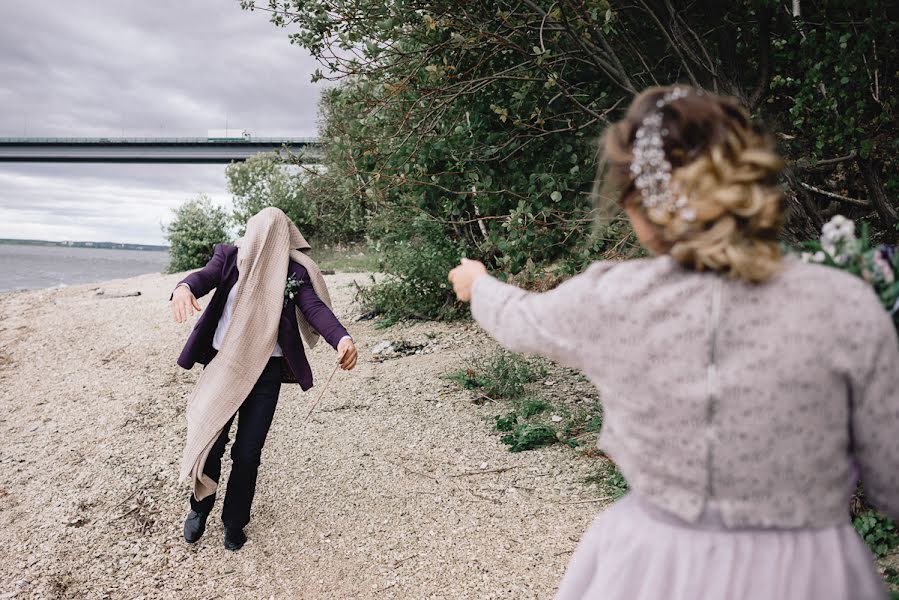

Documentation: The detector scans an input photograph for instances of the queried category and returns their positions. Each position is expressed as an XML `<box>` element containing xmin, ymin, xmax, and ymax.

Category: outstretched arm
<box><xmin>169</xmin><ymin>244</ymin><xmax>227</xmax><ymax>323</ymax></box>
<box><xmin>176</xmin><ymin>244</ymin><xmax>227</xmax><ymax>299</ymax></box>
<box><xmin>293</xmin><ymin>266</ymin><xmax>356</xmax><ymax>370</ymax></box>
<box><xmin>450</xmin><ymin>259</ymin><xmax>615</xmax><ymax>370</ymax></box>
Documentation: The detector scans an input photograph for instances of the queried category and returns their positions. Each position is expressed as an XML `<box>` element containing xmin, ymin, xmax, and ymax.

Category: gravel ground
<box><xmin>0</xmin><ymin>272</ymin><xmax>604</xmax><ymax>600</ymax></box>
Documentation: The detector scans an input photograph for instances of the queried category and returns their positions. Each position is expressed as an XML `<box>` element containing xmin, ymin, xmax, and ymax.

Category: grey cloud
<box><xmin>5</xmin><ymin>163</ymin><xmax>227</xmax><ymax>193</ymax></box>
<box><xmin>0</xmin><ymin>2</ymin><xmax>325</xmax><ymax>137</ymax></box>
<box><xmin>0</xmin><ymin>165</ymin><xmax>232</xmax><ymax>244</ymax></box>
<box><xmin>0</xmin><ymin>0</ymin><xmax>323</xmax><ymax>244</ymax></box>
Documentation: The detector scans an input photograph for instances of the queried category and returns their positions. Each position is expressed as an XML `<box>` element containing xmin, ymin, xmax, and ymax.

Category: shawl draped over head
<box><xmin>179</xmin><ymin>206</ymin><xmax>333</xmax><ymax>500</ymax></box>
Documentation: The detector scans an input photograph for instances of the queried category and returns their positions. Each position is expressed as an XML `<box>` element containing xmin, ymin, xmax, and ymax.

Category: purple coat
<box><xmin>174</xmin><ymin>244</ymin><xmax>349</xmax><ymax>390</ymax></box>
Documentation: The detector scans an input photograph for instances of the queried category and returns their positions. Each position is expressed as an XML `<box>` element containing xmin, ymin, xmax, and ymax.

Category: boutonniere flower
<box><xmin>284</xmin><ymin>273</ymin><xmax>305</xmax><ymax>307</ymax></box>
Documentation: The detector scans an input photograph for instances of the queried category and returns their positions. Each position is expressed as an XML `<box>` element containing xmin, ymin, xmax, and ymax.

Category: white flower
<box><xmin>821</xmin><ymin>215</ymin><xmax>857</xmax><ymax>245</ymax></box>
<box><xmin>820</xmin><ymin>215</ymin><xmax>860</xmax><ymax>265</ymax></box>
<box><xmin>830</xmin><ymin>214</ymin><xmax>850</xmax><ymax>227</ymax></box>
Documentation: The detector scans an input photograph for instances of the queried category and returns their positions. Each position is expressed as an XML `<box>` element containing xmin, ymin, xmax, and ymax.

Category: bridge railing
<box><xmin>0</xmin><ymin>137</ymin><xmax>319</xmax><ymax>144</ymax></box>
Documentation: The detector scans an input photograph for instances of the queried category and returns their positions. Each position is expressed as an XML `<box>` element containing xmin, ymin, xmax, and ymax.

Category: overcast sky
<box><xmin>0</xmin><ymin>1</ymin><xmax>324</xmax><ymax>245</ymax></box>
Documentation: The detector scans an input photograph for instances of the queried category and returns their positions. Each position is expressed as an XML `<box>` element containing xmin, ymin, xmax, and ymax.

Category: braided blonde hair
<box><xmin>599</xmin><ymin>86</ymin><xmax>786</xmax><ymax>283</ymax></box>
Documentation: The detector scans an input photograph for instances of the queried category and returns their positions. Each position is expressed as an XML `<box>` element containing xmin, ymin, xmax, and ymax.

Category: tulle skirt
<box><xmin>555</xmin><ymin>494</ymin><xmax>887</xmax><ymax>600</ymax></box>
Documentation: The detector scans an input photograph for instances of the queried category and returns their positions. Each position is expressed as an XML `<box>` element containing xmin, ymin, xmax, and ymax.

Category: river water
<box><xmin>0</xmin><ymin>243</ymin><xmax>169</xmax><ymax>292</ymax></box>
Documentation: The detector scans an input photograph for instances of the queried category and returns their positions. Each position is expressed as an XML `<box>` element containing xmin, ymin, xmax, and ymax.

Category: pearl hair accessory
<box><xmin>630</xmin><ymin>87</ymin><xmax>697</xmax><ymax>222</ymax></box>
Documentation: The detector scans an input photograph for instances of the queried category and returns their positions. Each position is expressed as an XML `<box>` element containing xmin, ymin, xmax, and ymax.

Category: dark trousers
<box><xmin>190</xmin><ymin>357</ymin><xmax>282</xmax><ymax>529</ymax></box>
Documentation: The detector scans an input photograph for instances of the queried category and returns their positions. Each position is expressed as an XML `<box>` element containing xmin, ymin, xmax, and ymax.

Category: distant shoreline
<box><xmin>0</xmin><ymin>238</ymin><xmax>168</xmax><ymax>252</ymax></box>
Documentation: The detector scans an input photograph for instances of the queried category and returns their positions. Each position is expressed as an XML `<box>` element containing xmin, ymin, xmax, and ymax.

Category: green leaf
<box><xmin>860</xmin><ymin>138</ymin><xmax>874</xmax><ymax>159</ymax></box>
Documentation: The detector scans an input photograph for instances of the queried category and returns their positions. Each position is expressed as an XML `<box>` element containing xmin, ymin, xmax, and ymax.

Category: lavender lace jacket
<box><xmin>471</xmin><ymin>255</ymin><xmax>899</xmax><ymax>528</ymax></box>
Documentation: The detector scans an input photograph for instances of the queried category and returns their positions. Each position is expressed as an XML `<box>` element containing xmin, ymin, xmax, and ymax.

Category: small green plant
<box><xmin>558</xmin><ymin>400</ymin><xmax>603</xmax><ymax>439</ymax></box>
<box><xmin>519</xmin><ymin>397</ymin><xmax>549</xmax><ymax>418</ymax></box>
<box><xmin>478</xmin><ymin>351</ymin><xmax>546</xmax><ymax>400</ymax></box>
<box><xmin>852</xmin><ymin>486</ymin><xmax>899</xmax><ymax>559</ymax></box>
<box><xmin>605</xmin><ymin>468</ymin><xmax>630</xmax><ymax>500</ymax></box>
<box><xmin>492</xmin><ymin>398</ymin><xmax>554</xmax><ymax>448</ymax></box>
<box><xmin>448</xmin><ymin>351</ymin><xmax>604</xmax><ymax>455</ymax></box>
<box><xmin>853</xmin><ymin>512</ymin><xmax>899</xmax><ymax>558</ymax></box>
<box><xmin>445</xmin><ymin>350</ymin><xmax>545</xmax><ymax>401</ymax></box>
<box><xmin>445</xmin><ymin>368</ymin><xmax>489</xmax><ymax>391</ymax></box>
<box><xmin>583</xmin><ymin>411</ymin><xmax>604</xmax><ymax>433</ymax></box>
<box><xmin>493</xmin><ymin>412</ymin><xmax>518</xmax><ymax>432</ymax></box>
<box><xmin>500</xmin><ymin>423</ymin><xmax>558</xmax><ymax>452</ymax></box>
<box><xmin>585</xmin><ymin>462</ymin><xmax>630</xmax><ymax>500</ymax></box>
<box><xmin>884</xmin><ymin>566</ymin><xmax>898</xmax><ymax>586</ymax></box>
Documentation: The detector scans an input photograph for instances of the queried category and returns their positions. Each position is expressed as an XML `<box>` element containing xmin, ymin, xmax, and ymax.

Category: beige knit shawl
<box><xmin>179</xmin><ymin>207</ymin><xmax>332</xmax><ymax>501</ymax></box>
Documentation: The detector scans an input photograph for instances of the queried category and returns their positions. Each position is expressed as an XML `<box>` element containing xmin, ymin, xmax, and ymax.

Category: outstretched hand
<box><xmin>171</xmin><ymin>285</ymin><xmax>202</xmax><ymax>323</ymax></box>
<box><xmin>336</xmin><ymin>337</ymin><xmax>358</xmax><ymax>371</ymax></box>
<box><xmin>448</xmin><ymin>258</ymin><xmax>488</xmax><ymax>303</ymax></box>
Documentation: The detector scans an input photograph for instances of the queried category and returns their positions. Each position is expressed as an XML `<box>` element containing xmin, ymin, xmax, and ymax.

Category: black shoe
<box><xmin>223</xmin><ymin>527</ymin><xmax>247</xmax><ymax>551</ymax></box>
<box><xmin>183</xmin><ymin>510</ymin><xmax>209</xmax><ymax>544</ymax></box>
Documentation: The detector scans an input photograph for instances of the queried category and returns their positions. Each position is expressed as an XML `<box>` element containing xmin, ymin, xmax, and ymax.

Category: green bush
<box><xmin>360</xmin><ymin>215</ymin><xmax>466</xmax><ymax>324</ymax></box>
<box><xmin>163</xmin><ymin>195</ymin><xmax>230</xmax><ymax>274</ymax></box>
<box><xmin>227</xmin><ymin>152</ymin><xmax>317</xmax><ymax>236</ymax></box>
<box><xmin>226</xmin><ymin>146</ymin><xmax>368</xmax><ymax>247</ymax></box>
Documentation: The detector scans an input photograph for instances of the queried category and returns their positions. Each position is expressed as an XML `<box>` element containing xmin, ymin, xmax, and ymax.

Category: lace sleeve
<box><xmin>469</xmin><ymin>262</ymin><xmax>618</xmax><ymax>370</ymax></box>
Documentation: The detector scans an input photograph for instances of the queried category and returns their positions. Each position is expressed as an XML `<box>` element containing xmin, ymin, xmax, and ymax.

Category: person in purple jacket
<box><xmin>170</xmin><ymin>207</ymin><xmax>356</xmax><ymax>550</ymax></box>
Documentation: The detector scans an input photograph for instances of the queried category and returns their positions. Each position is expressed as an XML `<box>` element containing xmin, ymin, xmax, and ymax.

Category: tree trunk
<box><xmin>780</xmin><ymin>166</ymin><xmax>824</xmax><ymax>244</ymax></box>
<box><xmin>857</xmin><ymin>157</ymin><xmax>899</xmax><ymax>232</ymax></box>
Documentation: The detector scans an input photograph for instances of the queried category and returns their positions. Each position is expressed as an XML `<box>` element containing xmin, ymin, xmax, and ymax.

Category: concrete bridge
<box><xmin>0</xmin><ymin>137</ymin><xmax>321</xmax><ymax>164</ymax></box>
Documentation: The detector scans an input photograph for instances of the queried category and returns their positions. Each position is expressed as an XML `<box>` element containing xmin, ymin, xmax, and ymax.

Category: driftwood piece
<box><xmin>95</xmin><ymin>290</ymin><xmax>141</xmax><ymax>299</ymax></box>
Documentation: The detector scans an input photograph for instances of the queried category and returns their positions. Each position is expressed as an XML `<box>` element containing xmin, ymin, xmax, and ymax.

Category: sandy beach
<box><xmin>0</xmin><ymin>271</ymin><xmax>602</xmax><ymax>599</ymax></box>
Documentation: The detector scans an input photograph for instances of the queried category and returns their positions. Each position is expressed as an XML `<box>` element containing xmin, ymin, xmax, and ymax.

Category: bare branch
<box><xmin>747</xmin><ymin>5</ymin><xmax>772</xmax><ymax>110</ymax></box>
<box><xmin>633</xmin><ymin>0</ymin><xmax>701</xmax><ymax>87</ymax></box>
<box><xmin>798</xmin><ymin>182</ymin><xmax>870</xmax><ymax>208</ymax></box>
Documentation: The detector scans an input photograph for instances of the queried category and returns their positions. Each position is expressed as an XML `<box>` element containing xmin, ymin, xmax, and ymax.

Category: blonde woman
<box><xmin>449</xmin><ymin>86</ymin><xmax>899</xmax><ymax>599</ymax></box>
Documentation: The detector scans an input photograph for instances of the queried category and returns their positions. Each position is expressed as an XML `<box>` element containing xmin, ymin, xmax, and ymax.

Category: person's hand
<box><xmin>336</xmin><ymin>337</ymin><xmax>358</xmax><ymax>371</ymax></box>
<box><xmin>171</xmin><ymin>285</ymin><xmax>202</xmax><ymax>323</ymax></box>
<box><xmin>448</xmin><ymin>258</ymin><xmax>488</xmax><ymax>303</ymax></box>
